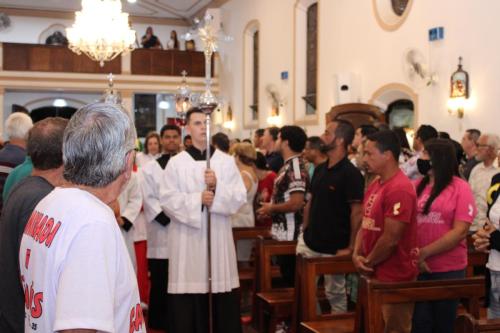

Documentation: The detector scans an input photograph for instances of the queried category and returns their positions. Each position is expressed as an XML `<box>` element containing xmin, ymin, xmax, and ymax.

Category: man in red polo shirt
<box><xmin>353</xmin><ymin>130</ymin><xmax>418</xmax><ymax>333</ymax></box>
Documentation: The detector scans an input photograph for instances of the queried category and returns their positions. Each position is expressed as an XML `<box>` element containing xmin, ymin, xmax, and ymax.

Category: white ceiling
<box><xmin>0</xmin><ymin>0</ymin><xmax>215</xmax><ymax>19</ymax></box>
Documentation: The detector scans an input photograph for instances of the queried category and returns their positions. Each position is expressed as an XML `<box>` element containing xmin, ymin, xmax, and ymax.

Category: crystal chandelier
<box><xmin>67</xmin><ymin>0</ymin><xmax>136</xmax><ymax>67</ymax></box>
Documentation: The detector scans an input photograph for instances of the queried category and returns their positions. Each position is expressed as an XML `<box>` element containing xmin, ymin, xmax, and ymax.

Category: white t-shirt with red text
<box><xmin>19</xmin><ymin>187</ymin><xmax>145</xmax><ymax>333</ymax></box>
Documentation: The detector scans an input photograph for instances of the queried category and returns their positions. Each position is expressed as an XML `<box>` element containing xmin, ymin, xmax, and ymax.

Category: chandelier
<box><xmin>66</xmin><ymin>0</ymin><xmax>136</xmax><ymax>67</ymax></box>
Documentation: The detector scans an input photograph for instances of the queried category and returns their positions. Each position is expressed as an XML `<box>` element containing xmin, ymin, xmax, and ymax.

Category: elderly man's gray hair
<box><xmin>63</xmin><ymin>102</ymin><xmax>137</xmax><ymax>187</ymax></box>
<box><xmin>5</xmin><ymin>112</ymin><xmax>33</xmax><ymax>140</ymax></box>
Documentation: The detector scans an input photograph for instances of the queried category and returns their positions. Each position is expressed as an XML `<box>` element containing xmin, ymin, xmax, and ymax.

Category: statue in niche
<box><xmin>45</xmin><ymin>31</ymin><xmax>68</xmax><ymax>46</ymax></box>
<box><xmin>391</xmin><ymin>0</ymin><xmax>410</xmax><ymax>16</ymax></box>
<box><xmin>450</xmin><ymin>57</ymin><xmax>469</xmax><ymax>98</ymax></box>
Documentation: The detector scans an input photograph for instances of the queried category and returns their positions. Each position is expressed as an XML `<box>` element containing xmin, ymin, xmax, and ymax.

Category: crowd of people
<box><xmin>0</xmin><ymin>103</ymin><xmax>498</xmax><ymax>333</ymax></box>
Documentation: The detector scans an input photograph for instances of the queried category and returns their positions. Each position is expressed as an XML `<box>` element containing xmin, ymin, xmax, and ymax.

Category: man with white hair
<box><xmin>19</xmin><ymin>103</ymin><xmax>145</xmax><ymax>332</ymax></box>
<box><xmin>0</xmin><ymin>112</ymin><xmax>33</xmax><ymax>211</ymax></box>
<box><xmin>469</xmin><ymin>133</ymin><xmax>500</xmax><ymax>231</ymax></box>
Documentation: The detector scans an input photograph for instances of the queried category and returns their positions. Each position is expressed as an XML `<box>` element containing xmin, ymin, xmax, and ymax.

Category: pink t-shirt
<box><xmin>414</xmin><ymin>176</ymin><xmax>477</xmax><ymax>272</ymax></box>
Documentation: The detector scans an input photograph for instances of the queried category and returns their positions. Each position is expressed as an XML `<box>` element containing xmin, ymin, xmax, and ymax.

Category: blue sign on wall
<box><xmin>429</xmin><ymin>27</ymin><xmax>444</xmax><ymax>41</ymax></box>
<box><xmin>281</xmin><ymin>71</ymin><xmax>289</xmax><ymax>80</ymax></box>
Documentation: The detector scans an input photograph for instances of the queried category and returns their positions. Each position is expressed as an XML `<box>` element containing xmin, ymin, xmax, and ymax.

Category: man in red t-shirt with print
<box><xmin>353</xmin><ymin>130</ymin><xmax>418</xmax><ymax>333</ymax></box>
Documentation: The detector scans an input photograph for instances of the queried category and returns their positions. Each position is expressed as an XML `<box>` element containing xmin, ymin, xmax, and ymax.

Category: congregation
<box><xmin>0</xmin><ymin>103</ymin><xmax>498</xmax><ymax>333</ymax></box>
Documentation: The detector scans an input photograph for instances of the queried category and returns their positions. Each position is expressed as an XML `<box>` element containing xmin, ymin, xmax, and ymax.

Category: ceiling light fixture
<box><xmin>53</xmin><ymin>99</ymin><xmax>67</xmax><ymax>107</ymax></box>
<box><xmin>127</xmin><ymin>0</ymin><xmax>137</xmax><ymax>3</ymax></box>
<box><xmin>67</xmin><ymin>0</ymin><xmax>136</xmax><ymax>67</ymax></box>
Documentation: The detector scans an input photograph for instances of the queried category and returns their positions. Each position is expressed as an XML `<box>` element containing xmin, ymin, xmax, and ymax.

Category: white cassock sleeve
<box><xmin>118</xmin><ymin>172</ymin><xmax>143</xmax><ymax>223</ymax></box>
<box><xmin>210</xmin><ymin>158</ymin><xmax>247</xmax><ymax>217</ymax></box>
<box><xmin>140</xmin><ymin>162</ymin><xmax>162</xmax><ymax>223</ymax></box>
<box><xmin>159</xmin><ymin>157</ymin><xmax>203</xmax><ymax>229</ymax></box>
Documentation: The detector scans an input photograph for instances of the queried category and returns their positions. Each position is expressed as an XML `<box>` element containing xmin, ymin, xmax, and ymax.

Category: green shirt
<box><xmin>2</xmin><ymin>157</ymin><xmax>33</xmax><ymax>202</ymax></box>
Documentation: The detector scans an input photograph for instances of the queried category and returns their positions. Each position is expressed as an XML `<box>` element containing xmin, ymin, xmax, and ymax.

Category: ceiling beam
<box><xmin>0</xmin><ymin>6</ymin><xmax>190</xmax><ymax>26</ymax></box>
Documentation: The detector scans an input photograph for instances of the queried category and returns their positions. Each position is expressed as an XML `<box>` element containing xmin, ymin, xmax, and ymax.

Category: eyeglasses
<box><xmin>477</xmin><ymin>144</ymin><xmax>490</xmax><ymax>149</ymax></box>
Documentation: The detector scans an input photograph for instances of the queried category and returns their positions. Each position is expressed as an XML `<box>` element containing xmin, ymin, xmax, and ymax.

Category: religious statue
<box><xmin>450</xmin><ymin>57</ymin><xmax>469</xmax><ymax>98</ymax></box>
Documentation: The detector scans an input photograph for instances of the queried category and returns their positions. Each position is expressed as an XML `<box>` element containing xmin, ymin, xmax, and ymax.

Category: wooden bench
<box><xmin>232</xmin><ymin>226</ymin><xmax>271</xmax><ymax>283</ymax></box>
<box><xmin>291</xmin><ymin>254</ymin><xmax>357</xmax><ymax>333</ymax></box>
<box><xmin>455</xmin><ymin>313</ymin><xmax>500</xmax><ymax>332</ymax></box>
<box><xmin>466</xmin><ymin>235</ymin><xmax>488</xmax><ymax>277</ymax></box>
<box><xmin>255</xmin><ymin>237</ymin><xmax>297</xmax><ymax>333</ymax></box>
<box><xmin>300</xmin><ymin>276</ymin><xmax>485</xmax><ymax>333</ymax></box>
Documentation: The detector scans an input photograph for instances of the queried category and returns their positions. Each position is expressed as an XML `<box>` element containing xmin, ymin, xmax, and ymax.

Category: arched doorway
<box><xmin>30</xmin><ymin>106</ymin><xmax>77</xmax><ymax>122</ymax></box>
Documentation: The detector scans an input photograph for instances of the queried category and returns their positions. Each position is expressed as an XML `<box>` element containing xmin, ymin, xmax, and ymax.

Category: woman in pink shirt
<box><xmin>412</xmin><ymin>139</ymin><xmax>477</xmax><ymax>333</ymax></box>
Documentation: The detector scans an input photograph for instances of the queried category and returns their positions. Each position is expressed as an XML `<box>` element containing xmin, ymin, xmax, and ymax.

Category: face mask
<box><xmin>417</xmin><ymin>158</ymin><xmax>432</xmax><ymax>175</ymax></box>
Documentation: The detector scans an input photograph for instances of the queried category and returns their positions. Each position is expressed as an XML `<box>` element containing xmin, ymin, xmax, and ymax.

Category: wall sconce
<box><xmin>223</xmin><ymin>105</ymin><xmax>235</xmax><ymax>130</ymax></box>
<box><xmin>447</xmin><ymin>57</ymin><xmax>469</xmax><ymax>119</ymax></box>
<box><xmin>266</xmin><ymin>105</ymin><xmax>281</xmax><ymax>126</ymax></box>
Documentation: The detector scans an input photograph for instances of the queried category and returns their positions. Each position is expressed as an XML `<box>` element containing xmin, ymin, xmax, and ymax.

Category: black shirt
<box><xmin>157</xmin><ymin>153</ymin><xmax>174</xmax><ymax>169</ymax></box>
<box><xmin>303</xmin><ymin>157</ymin><xmax>364</xmax><ymax>254</ymax></box>
<box><xmin>461</xmin><ymin>156</ymin><xmax>481</xmax><ymax>181</ymax></box>
<box><xmin>0</xmin><ymin>176</ymin><xmax>54</xmax><ymax>332</ymax></box>
<box><xmin>186</xmin><ymin>145</ymin><xmax>215</xmax><ymax>161</ymax></box>
<box><xmin>266</xmin><ymin>151</ymin><xmax>284</xmax><ymax>173</ymax></box>
<box><xmin>142</xmin><ymin>35</ymin><xmax>160</xmax><ymax>48</ymax></box>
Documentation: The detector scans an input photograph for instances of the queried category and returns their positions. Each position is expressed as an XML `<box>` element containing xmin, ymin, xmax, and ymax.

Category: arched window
<box><xmin>386</xmin><ymin>99</ymin><xmax>414</xmax><ymax>129</ymax></box>
<box><xmin>304</xmin><ymin>3</ymin><xmax>317</xmax><ymax>114</ymax></box>
<box><xmin>251</xmin><ymin>30</ymin><xmax>259</xmax><ymax>121</ymax></box>
<box><xmin>294</xmin><ymin>0</ymin><xmax>318</xmax><ymax>125</ymax></box>
<box><xmin>243</xmin><ymin>20</ymin><xmax>260</xmax><ymax>128</ymax></box>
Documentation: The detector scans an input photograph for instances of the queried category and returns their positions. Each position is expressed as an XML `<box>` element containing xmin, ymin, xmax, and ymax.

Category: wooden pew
<box><xmin>466</xmin><ymin>235</ymin><xmax>488</xmax><ymax>277</ymax></box>
<box><xmin>300</xmin><ymin>276</ymin><xmax>485</xmax><ymax>333</ymax></box>
<box><xmin>291</xmin><ymin>254</ymin><xmax>357</xmax><ymax>333</ymax></box>
<box><xmin>255</xmin><ymin>237</ymin><xmax>297</xmax><ymax>333</ymax></box>
<box><xmin>232</xmin><ymin>226</ymin><xmax>271</xmax><ymax>283</ymax></box>
<box><xmin>455</xmin><ymin>313</ymin><xmax>500</xmax><ymax>333</ymax></box>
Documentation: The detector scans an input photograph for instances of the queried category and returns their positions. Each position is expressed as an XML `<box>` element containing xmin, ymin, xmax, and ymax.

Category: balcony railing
<box><xmin>2</xmin><ymin>43</ymin><xmax>121</xmax><ymax>74</ymax></box>
<box><xmin>2</xmin><ymin>43</ymin><xmax>212</xmax><ymax>77</ymax></box>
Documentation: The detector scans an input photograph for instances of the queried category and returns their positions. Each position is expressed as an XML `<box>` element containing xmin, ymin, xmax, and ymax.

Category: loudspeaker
<box><xmin>335</xmin><ymin>73</ymin><xmax>360</xmax><ymax>104</ymax></box>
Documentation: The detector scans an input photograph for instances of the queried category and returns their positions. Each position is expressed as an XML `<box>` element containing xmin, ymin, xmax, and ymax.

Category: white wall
<box><xmin>220</xmin><ymin>0</ymin><xmax>500</xmax><ymax>140</ymax></box>
<box><xmin>218</xmin><ymin>0</ymin><xmax>295</xmax><ymax>140</ymax></box>
<box><xmin>0</xmin><ymin>16</ymin><xmax>190</xmax><ymax>49</ymax></box>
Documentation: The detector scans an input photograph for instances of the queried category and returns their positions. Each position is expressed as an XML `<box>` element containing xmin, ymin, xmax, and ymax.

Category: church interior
<box><xmin>0</xmin><ymin>0</ymin><xmax>499</xmax><ymax>333</ymax></box>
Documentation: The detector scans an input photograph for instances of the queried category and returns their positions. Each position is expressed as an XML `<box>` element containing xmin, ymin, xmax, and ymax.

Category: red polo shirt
<box><xmin>361</xmin><ymin>170</ymin><xmax>418</xmax><ymax>282</ymax></box>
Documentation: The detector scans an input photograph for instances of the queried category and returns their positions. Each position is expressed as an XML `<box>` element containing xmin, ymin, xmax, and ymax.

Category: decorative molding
<box><xmin>368</xmin><ymin>82</ymin><xmax>418</xmax><ymax>128</ymax></box>
<box><xmin>372</xmin><ymin>0</ymin><xmax>414</xmax><ymax>32</ymax></box>
<box><xmin>190</xmin><ymin>0</ymin><xmax>232</xmax><ymax>21</ymax></box>
<box><xmin>0</xmin><ymin>6</ymin><xmax>190</xmax><ymax>26</ymax></box>
<box><xmin>292</xmin><ymin>0</ymin><xmax>319</xmax><ymax>126</ymax></box>
<box><xmin>23</xmin><ymin>96</ymin><xmax>87</xmax><ymax>109</ymax></box>
<box><xmin>242</xmin><ymin>19</ymin><xmax>260</xmax><ymax>130</ymax></box>
<box><xmin>0</xmin><ymin>71</ymin><xmax>218</xmax><ymax>94</ymax></box>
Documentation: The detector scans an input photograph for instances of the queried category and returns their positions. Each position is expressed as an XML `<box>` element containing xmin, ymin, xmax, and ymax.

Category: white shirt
<box><xmin>118</xmin><ymin>172</ymin><xmax>143</xmax><ymax>271</ymax></box>
<box><xmin>141</xmin><ymin>159</ymin><xmax>170</xmax><ymax>259</ymax></box>
<box><xmin>231</xmin><ymin>170</ymin><xmax>258</xmax><ymax>228</ymax></box>
<box><xmin>135</xmin><ymin>152</ymin><xmax>160</xmax><ymax>168</ymax></box>
<box><xmin>19</xmin><ymin>188</ymin><xmax>144</xmax><ymax>333</ymax></box>
<box><xmin>159</xmin><ymin>149</ymin><xmax>246</xmax><ymax>293</ymax></box>
<box><xmin>469</xmin><ymin>162</ymin><xmax>499</xmax><ymax>231</ymax></box>
<box><xmin>400</xmin><ymin>150</ymin><xmax>421</xmax><ymax>180</ymax></box>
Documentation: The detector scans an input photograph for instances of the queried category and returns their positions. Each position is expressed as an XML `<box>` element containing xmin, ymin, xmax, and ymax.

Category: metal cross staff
<box><xmin>189</xmin><ymin>13</ymin><xmax>230</xmax><ymax>333</ymax></box>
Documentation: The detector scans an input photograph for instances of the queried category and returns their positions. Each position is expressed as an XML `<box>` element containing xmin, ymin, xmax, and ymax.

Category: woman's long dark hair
<box><xmin>416</xmin><ymin>138</ymin><xmax>459</xmax><ymax>214</ymax></box>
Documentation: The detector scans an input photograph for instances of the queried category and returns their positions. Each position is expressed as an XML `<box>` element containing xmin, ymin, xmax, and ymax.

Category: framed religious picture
<box><xmin>391</xmin><ymin>0</ymin><xmax>410</xmax><ymax>16</ymax></box>
<box><xmin>450</xmin><ymin>57</ymin><xmax>469</xmax><ymax>98</ymax></box>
